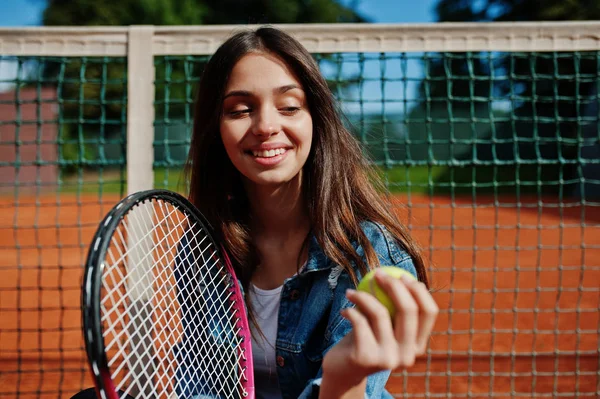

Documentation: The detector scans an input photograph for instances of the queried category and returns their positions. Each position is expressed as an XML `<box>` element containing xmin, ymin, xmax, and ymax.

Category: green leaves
<box><xmin>42</xmin><ymin>0</ymin><xmax>365</xmax><ymax>26</ymax></box>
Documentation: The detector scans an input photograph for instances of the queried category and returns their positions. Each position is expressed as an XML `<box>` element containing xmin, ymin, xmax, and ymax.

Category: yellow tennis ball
<box><xmin>357</xmin><ymin>266</ymin><xmax>417</xmax><ymax>315</ymax></box>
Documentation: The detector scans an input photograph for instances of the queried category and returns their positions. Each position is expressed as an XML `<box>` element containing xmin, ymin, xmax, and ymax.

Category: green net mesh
<box><xmin>1</xmin><ymin>45</ymin><xmax>598</xmax><ymax>398</ymax></box>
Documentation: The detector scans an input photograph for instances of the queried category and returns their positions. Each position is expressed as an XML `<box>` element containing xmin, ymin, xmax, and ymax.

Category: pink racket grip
<box><xmin>221</xmin><ymin>247</ymin><xmax>255</xmax><ymax>399</ymax></box>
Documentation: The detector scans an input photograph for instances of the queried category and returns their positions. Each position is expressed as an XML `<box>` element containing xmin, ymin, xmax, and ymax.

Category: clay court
<box><xmin>0</xmin><ymin>192</ymin><xmax>597</xmax><ymax>398</ymax></box>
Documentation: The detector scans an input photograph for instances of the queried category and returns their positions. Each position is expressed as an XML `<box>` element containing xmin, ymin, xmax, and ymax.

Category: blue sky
<box><xmin>0</xmin><ymin>0</ymin><xmax>44</xmax><ymax>26</ymax></box>
<box><xmin>351</xmin><ymin>0</ymin><xmax>437</xmax><ymax>23</ymax></box>
<box><xmin>0</xmin><ymin>0</ymin><xmax>437</xmax><ymax>26</ymax></box>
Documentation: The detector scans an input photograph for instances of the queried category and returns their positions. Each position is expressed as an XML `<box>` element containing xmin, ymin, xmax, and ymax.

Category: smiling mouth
<box><xmin>249</xmin><ymin>148</ymin><xmax>288</xmax><ymax>158</ymax></box>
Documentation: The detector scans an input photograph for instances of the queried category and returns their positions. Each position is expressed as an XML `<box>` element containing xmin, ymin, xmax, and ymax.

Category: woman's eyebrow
<box><xmin>277</xmin><ymin>84</ymin><xmax>302</xmax><ymax>94</ymax></box>
<box><xmin>223</xmin><ymin>90</ymin><xmax>252</xmax><ymax>100</ymax></box>
<box><xmin>223</xmin><ymin>84</ymin><xmax>303</xmax><ymax>100</ymax></box>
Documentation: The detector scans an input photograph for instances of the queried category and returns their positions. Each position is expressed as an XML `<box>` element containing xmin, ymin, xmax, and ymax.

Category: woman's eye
<box><xmin>280</xmin><ymin>107</ymin><xmax>300</xmax><ymax>114</ymax></box>
<box><xmin>229</xmin><ymin>108</ymin><xmax>251</xmax><ymax>116</ymax></box>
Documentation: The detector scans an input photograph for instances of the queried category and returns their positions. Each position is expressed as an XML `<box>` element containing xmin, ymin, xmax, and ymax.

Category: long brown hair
<box><xmin>185</xmin><ymin>27</ymin><xmax>429</xmax><ymax>292</ymax></box>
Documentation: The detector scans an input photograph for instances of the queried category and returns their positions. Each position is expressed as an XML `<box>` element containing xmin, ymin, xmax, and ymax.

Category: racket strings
<box><xmin>106</xmin><ymin>202</ymin><xmax>219</xmax><ymax>396</ymax></box>
<box><xmin>99</xmin><ymin>198</ymin><xmax>249</xmax><ymax>398</ymax></box>
<box><xmin>178</xmin><ymin>230</ymin><xmax>245</xmax><ymax>396</ymax></box>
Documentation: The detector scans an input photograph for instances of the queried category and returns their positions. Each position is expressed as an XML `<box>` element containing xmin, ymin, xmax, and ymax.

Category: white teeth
<box><xmin>252</xmin><ymin>148</ymin><xmax>286</xmax><ymax>158</ymax></box>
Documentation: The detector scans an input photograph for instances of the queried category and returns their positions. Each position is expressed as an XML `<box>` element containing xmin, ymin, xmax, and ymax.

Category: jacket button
<box><xmin>289</xmin><ymin>289</ymin><xmax>300</xmax><ymax>300</ymax></box>
<box><xmin>276</xmin><ymin>355</ymin><xmax>285</xmax><ymax>367</ymax></box>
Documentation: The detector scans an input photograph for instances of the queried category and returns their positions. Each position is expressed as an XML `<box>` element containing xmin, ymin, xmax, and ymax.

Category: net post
<box><xmin>126</xmin><ymin>25</ymin><xmax>156</xmax><ymax>397</ymax></box>
<box><xmin>127</xmin><ymin>25</ymin><xmax>155</xmax><ymax>195</ymax></box>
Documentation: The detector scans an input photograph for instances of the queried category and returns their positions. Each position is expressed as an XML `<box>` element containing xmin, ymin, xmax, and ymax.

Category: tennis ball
<box><xmin>357</xmin><ymin>266</ymin><xmax>417</xmax><ymax>316</ymax></box>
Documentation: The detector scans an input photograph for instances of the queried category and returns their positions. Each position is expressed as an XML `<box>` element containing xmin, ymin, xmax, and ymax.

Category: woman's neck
<box><xmin>245</xmin><ymin>174</ymin><xmax>310</xmax><ymax>238</ymax></box>
<box><xmin>244</xmin><ymin>174</ymin><xmax>311</xmax><ymax>289</ymax></box>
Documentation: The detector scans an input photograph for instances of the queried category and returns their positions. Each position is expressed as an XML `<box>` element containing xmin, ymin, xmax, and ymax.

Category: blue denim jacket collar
<box><xmin>302</xmin><ymin>234</ymin><xmax>333</xmax><ymax>274</ymax></box>
<box><xmin>274</xmin><ymin>221</ymin><xmax>415</xmax><ymax>399</ymax></box>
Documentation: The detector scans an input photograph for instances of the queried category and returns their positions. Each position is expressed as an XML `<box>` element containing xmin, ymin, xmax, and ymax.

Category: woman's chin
<box><xmin>243</xmin><ymin>170</ymin><xmax>302</xmax><ymax>188</ymax></box>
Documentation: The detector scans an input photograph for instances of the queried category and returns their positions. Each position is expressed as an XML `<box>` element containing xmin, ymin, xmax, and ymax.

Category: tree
<box><xmin>40</xmin><ymin>0</ymin><xmax>366</xmax><ymax>170</ymax></box>
<box><xmin>42</xmin><ymin>0</ymin><xmax>365</xmax><ymax>26</ymax></box>
<box><xmin>419</xmin><ymin>0</ymin><xmax>600</xmax><ymax>196</ymax></box>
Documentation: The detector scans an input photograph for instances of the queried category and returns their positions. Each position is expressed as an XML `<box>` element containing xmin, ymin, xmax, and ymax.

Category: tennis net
<box><xmin>0</xmin><ymin>22</ymin><xmax>598</xmax><ymax>398</ymax></box>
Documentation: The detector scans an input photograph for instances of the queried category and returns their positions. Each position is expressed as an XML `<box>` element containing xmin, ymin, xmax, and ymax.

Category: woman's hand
<box><xmin>319</xmin><ymin>270</ymin><xmax>438</xmax><ymax>398</ymax></box>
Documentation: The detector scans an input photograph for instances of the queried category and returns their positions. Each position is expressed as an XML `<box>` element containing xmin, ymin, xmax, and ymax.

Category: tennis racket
<box><xmin>82</xmin><ymin>189</ymin><xmax>254</xmax><ymax>399</ymax></box>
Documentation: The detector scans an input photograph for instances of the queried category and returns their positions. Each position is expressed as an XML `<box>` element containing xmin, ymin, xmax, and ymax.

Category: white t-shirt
<box><xmin>249</xmin><ymin>284</ymin><xmax>283</xmax><ymax>399</ymax></box>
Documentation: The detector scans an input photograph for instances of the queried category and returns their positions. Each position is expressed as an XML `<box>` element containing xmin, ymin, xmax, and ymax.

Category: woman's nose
<box><xmin>252</xmin><ymin>108</ymin><xmax>281</xmax><ymax>138</ymax></box>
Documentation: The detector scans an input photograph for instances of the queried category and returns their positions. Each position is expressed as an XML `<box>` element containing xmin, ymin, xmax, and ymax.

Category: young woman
<box><xmin>184</xmin><ymin>27</ymin><xmax>438</xmax><ymax>399</ymax></box>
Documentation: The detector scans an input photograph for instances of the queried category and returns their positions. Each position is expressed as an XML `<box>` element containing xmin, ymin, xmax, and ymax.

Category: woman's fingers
<box><xmin>374</xmin><ymin>271</ymin><xmax>419</xmax><ymax>365</ymax></box>
<box><xmin>340</xmin><ymin>305</ymin><xmax>376</xmax><ymax>346</ymax></box>
<box><xmin>343</xmin><ymin>269</ymin><xmax>439</xmax><ymax>371</ymax></box>
<box><xmin>400</xmin><ymin>276</ymin><xmax>439</xmax><ymax>354</ymax></box>
<box><xmin>375</xmin><ymin>270</ymin><xmax>439</xmax><ymax>356</ymax></box>
<box><xmin>345</xmin><ymin>289</ymin><xmax>395</xmax><ymax>343</ymax></box>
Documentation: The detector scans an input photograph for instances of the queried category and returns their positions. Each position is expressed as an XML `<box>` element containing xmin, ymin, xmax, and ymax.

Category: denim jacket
<box><xmin>175</xmin><ymin>220</ymin><xmax>417</xmax><ymax>399</ymax></box>
<box><xmin>275</xmin><ymin>221</ymin><xmax>417</xmax><ymax>399</ymax></box>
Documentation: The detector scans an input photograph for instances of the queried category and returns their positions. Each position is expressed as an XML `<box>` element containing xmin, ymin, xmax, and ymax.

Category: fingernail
<box><xmin>346</xmin><ymin>288</ymin><xmax>356</xmax><ymax>297</ymax></box>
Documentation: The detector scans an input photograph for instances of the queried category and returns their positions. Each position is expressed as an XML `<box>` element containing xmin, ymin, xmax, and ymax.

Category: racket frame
<box><xmin>82</xmin><ymin>189</ymin><xmax>254</xmax><ymax>399</ymax></box>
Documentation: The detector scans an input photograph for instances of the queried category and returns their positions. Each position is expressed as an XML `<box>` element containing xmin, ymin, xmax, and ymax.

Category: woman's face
<box><xmin>220</xmin><ymin>52</ymin><xmax>313</xmax><ymax>188</ymax></box>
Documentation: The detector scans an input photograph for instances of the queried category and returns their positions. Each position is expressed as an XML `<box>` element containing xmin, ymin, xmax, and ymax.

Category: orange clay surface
<box><xmin>0</xmin><ymin>193</ymin><xmax>598</xmax><ymax>398</ymax></box>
